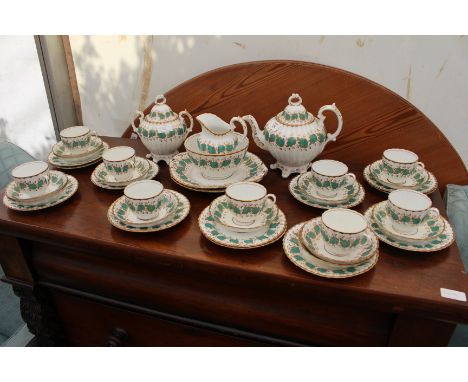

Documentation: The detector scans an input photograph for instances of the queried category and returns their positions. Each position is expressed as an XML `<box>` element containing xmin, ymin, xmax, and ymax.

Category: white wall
<box><xmin>70</xmin><ymin>35</ymin><xmax>468</xmax><ymax>164</ymax></box>
<box><xmin>0</xmin><ymin>36</ymin><xmax>56</xmax><ymax>159</ymax></box>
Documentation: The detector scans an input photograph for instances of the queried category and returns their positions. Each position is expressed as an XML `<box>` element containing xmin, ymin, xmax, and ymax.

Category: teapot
<box><xmin>243</xmin><ymin>93</ymin><xmax>343</xmax><ymax>178</ymax></box>
<box><xmin>132</xmin><ymin>95</ymin><xmax>193</xmax><ymax>164</ymax></box>
<box><xmin>195</xmin><ymin>113</ymin><xmax>247</xmax><ymax>154</ymax></box>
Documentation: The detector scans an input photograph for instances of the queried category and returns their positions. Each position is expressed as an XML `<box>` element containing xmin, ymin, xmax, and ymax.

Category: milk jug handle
<box><xmin>230</xmin><ymin>116</ymin><xmax>248</xmax><ymax>138</ymax></box>
<box><xmin>318</xmin><ymin>103</ymin><xmax>343</xmax><ymax>144</ymax></box>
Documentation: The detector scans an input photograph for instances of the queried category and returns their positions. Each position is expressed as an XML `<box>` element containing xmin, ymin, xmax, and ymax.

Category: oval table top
<box><xmin>125</xmin><ymin>60</ymin><xmax>467</xmax><ymax>190</ymax></box>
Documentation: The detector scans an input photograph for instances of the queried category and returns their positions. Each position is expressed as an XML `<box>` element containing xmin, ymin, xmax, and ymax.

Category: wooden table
<box><xmin>1</xmin><ymin>61</ymin><xmax>468</xmax><ymax>346</ymax></box>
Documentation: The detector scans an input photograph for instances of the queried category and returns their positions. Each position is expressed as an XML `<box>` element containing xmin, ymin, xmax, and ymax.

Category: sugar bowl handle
<box><xmin>318</xmin><ymin>103</ymin><xmax>343</xmax><ymax>144</ymax></box>
<box><xmin>132</xmin><ymin>111</ymin><xmax>144</xmax><ymax>132</ymax></box>
<box><xmin>179</xmin><ymin>110</ymin><xmax>194</xmax><ymax>133</ymax></box>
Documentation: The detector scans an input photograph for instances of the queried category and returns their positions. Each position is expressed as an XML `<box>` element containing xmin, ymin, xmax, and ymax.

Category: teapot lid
<box><xmin>145</xmin><ymin>95</ymin><xmax>178</xmax><ymax>123</ymax></box>
<box><xmin>276</xmin><ymin>93</ymin><xmax>314</xmax><ymax>125</ymax></box>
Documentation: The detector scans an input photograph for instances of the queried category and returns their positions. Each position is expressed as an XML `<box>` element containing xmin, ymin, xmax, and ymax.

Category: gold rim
<box><xmin>225</xmin><ymin>182</ymin><xmax>267</xmax><ymax>202</ymax></box>
<box><xmin>12</xmin><ymin>161</ymin><xmax>49</xmax><ymax>179</ymax></box>
<box><xmin>169</xmin><ymin>174</ymin><xmax>225</xmax><ymax>193</ymax></box>
<box><xmin>283</xmin><ymin>223</ymin><xmax>379</xmax><ymax>279</ymax></box>
<box><xmin>322</xmin><ymin>208</ymin><xmax>368</xmax><ymax>235</ymax></box>
<box><xmin>198</xmin><ymin>119</ymin><xmax>232</xmax><ymax>137</ymax></box>
<box><xmin>60</xmin><ymin>127</ymin><xmax>90</xmax><ymax>138</ymax></box>
<box><xmin>198</xmin><ymin>206</ymin><xmax>287</xmax><ymax>249</ymax></box>
<box><xmin>388</xmin><ymin>189</ymin><xmax>432</xmax><ymax>212</ymax></box>
<box><xmin>107</xmin><ymin>191</ymin><xmax>190</xmax><ymax>233</ymax></box>
<box><xmin>184</xmin><ymin>133</ymin><xmax>248</xmax><ymax>157</ymax></box>
<box><xmin>383</xmin><ymin>148</ymin><xmax>419</xmax><ymax>165</ymax></box>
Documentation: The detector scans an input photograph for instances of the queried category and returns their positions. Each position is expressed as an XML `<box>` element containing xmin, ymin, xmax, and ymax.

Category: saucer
<box><xmin>364</xmin><ymin>161</ymin><xmax>437</xmax><ymax>194</ymax></box>
<box><xmin>283</xmin><ymin>223</ymin><xmax>379</xmax><ymax>278</ymax></box>
<box><xmin>93</xmin><ymin>157</ymin><xmax>151</xmax><ymax>186</ymax></box>
<box><xmin>48</xmin><ymin>142</ymin><xmax>109</xmax><ymax>169</ymax></box>
<box><xmin>169</xmin><ymin>152</ymin><xmax>268</xmax><ymax>192</ymax></box>
<box><xmin>6</xmin><ymin>170</ymin><xmax>68</xmax><ymax>204</ymax></box>
<box><xmin>370</xmin><ymin>160</ymin><xmax>428</xmax><ymax>188</ymax></box>
<box><xmin>3</xmin><ymin>175</ymin><xmax>78</xmax><ymax>211</ymax></box>
<box><xmin>289</xmin><ymin>175</ymin><xmax>365</xmax><ymax>209</ymax></box>
<box><xmin>298</xmin><ymin>172</ymin><xmax>360</xmax><ymax>202</ymax></box>
<box><xmin>299</xmin><ymin>218</ymin><xmax>378</xmax><ymax>265</ymax></box>
<box><xmin>198</xmin><ymin>205</ymin><xmax>287</xmax><ymax>249</ymax></box>
<box><xmin>372</xmin><ymin>201</ymin><xmax>445</xmax><ymax>242</ymax></box>
<box><xmin>108</xmin><ymin>191</ymin><xmax>190</xmax><ymax>232</ymax></box>
<box><xmin>112</xmin><ymin>190</ymin><xmax>178</xmax><ymax>227</ymax></box>
<box><xmin>91</xmin><ymin>160</ymin><xmax>159</xmax><ymax>190</ymax></box>
<box><xmin>209</xmin><ymin>195</ymin><xmax>279</xmax><ymax>233</ymax></box>
<box><xmin>52</xmin><ymin>136</ymin><xmax>103</xmax><ymax>158</ymax></box>
<box><xmin>365</xmin><ymin>205</ymin><xmax>455</xmax><ymax>252</ymax></box>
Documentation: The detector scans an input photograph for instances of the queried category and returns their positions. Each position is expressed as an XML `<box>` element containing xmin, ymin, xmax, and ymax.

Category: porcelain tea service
<box><xmin>364</xmin><ymin>148</ymin><xmax>437</xmax><ymax>194</ymax></box>
<box><xmin>108</xmin><ymin>179</ymin><xmax>189</xmax><ymax>232</ymax></box>
<box><xmin>199</xmin><ymin>181</ymin><xmax>286</xmax><ymax>248</ymax></box>
<box><xmin>289</xmin><ymin>159</ymin><xmax>365</xmax><ymax>209</ymax></box>
<box><xmin>243</xmin><ymin>93</ymin><xmax>343</xmax><ymax>178</ymax></box>
<box><xmin>132</xmin><ymin>95</ymin><xmax>194</xmax><ymax>164</ymax></box>
<box><xmin>3</xmin><ymin>161</ymin><xmax>78</xmax><ymax>211</ymax></box>
<box><xmin>102</xmin><ymin>146</ymin><xmax>136</xmax><ymax>182</ymax></box>
<box><xmin>283</xmin><ymin>208</ymin><xmax>379</xmax><ymax>279</ymax></box>
<box><xmin>49</xmin><ymin>126</ymin><xmax>109</xmax><ymax>169</ymax></box>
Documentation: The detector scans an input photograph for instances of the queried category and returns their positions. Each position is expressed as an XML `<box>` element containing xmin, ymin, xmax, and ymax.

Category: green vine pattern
<box><xmin>138</xmin><ymin>122</ymin><xmax>186</xmax><ymax>139</ymax></box>
<box><xmin>263</xmin><ymin>130</ymin><xmax>326</xmax><ymax>149</ymax></box>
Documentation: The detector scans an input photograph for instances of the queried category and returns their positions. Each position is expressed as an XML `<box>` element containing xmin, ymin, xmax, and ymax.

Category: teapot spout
<box><xmin>242</xmin><ymin>115</ymin><xmax>267</xmax><ymax>150</ymax></box>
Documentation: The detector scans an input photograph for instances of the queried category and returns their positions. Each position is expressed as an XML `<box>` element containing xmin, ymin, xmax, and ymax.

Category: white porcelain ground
<box><xmin>52</xmin><ymin>136</ymin><xmax>103</xmax><ymax>158</ymax></box>
<box><xmin>209</xmin><ymin>195</ymin><xmax>278</xmax><ymax>233</ymax></box>
<box><xmin>93</xmin><ymin>157</ymin><xmax>151</xmax><ymax>185</ymax></box>
<box><xmin>370</xmin><ymin>160</ymin><xmax>428</xmax><ymax>188</ymax></box>
<box><xmin>48</xmin><ymin>142</ymin><xmax>109</xmax><ymax>168</ymax></box>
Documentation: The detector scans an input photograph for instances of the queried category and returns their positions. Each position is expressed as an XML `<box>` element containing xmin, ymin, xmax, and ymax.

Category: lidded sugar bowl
<box><xmin>243</xmin><ymin>93</ymin><xmax>343</xmax><ymax>178</ymax></box>
<box><xmin>132</xmin><ymin>95</ymin><xmax>194</xmax><ymax>164</ymax></box>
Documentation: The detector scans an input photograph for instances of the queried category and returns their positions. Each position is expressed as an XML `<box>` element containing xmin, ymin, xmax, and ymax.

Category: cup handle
<box><xmin>423</xmin><ymin>207</ymin><xmax>440</xmax><ymax>221</ymax></box>
<box><xmin>416</xmin><ymin>162</ymin><xmax>425</xmax><ymax>170</ymax></box>
<box><xmin>361</xmin><ymin>232</ymin><xmax>373</xmax><ymax>247</ymax></box>
<box><xmin>345</xmin><ymin>173</ymin><xmax>356</xmax><ymax>186</ymax></box>
<box><xmin>266</xmin><ymin>194</ymin><xmax>276</xmax><ymax>204</ymax></box>
<box><xmin>90</xmin><ymin>130</ymin><xmax>98</xmax><ymax>137</ymax></box>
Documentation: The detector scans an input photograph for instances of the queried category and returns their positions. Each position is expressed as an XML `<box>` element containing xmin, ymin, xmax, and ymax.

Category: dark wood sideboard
<box><xmin>1</xmin><ymin>61</ymin><xmax>468</xmax><ymax>346</ymax></box>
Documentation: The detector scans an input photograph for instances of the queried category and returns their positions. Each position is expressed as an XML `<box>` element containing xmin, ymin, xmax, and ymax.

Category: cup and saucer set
<box><xmin>364</xmin><ymin>148</ymin><xmax>437</xmax><ymax>194</ymax></box>
<box><xmin>283</xmin><ymin>208</ymin><xmax>379</xmax><ymax>278</ymax></box>
<box><xmin>169</xmin><ymin>113</ymin><xmax>267</xmax><ymax>192</ymax></box>
<box><xmin>199</xmin><ymin>182</ymin><xmax>287</xmax><ymax>249</ymax></box>
<box><xmin>48</xmin><ymin>126</ymin><xmax>110</xmax><ymax>169</ymax></box>
<box><xmin>3</xmin><ymin>160</ymin><xmax>78</xmax><ymax>211</ymax></box>
<box><xmin>365</xmin><ymin>189</ymin><xmax>455</xmax><ymax>252</ymax></box>
<box><xmin>289</xmin><ymin>159</ymin><xmax>365</xmax><ymax>209</ymax></box>
<box><xmin>91</xmin><ymin>146</ymin><xmax>159</xmax><ymax>190</ymax></box>
<box><xmin>108</xmin><ymin>179</ymin><xmax>190</xmax><ymax>232</ymax></box>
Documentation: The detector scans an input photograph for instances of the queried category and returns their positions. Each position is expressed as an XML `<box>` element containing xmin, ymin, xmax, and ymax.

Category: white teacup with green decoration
<box><xmin>124</xmin><ymin>180</ymin><xmax>164</xmax><ymax>220</ymax></box>
<box><xmin>381</xmin><ymin>148</ymin><xmax>425</xmax><ymax>185</ymax></box>
<box><xmin>387</xmin><ymin>189</ymin><xmax>439</xmax><ymax>235</ymax></box>
<box><xmin>321</xmin><ymin>208</ymin><xmax>372</xmax><ymax>256</ymax></box>
<box><xmin>225</xmin><ymin>182</ymin><xmax>276</xmax><ymax>226</ymax></box>
<box><xmin>11</xmin><ymin>161</ymin><xmax>50</xmax><ymax>197</ymax></box>
<box><xmin>60</xmin><ymin>126</ymin><xmax>97</xmax><ymax>154</ymax></box>
<box><xmin>306</xmin><ymin>159</ymin><xmax>356</xmax><ymax>198</ymax></box>
<box><xmin>102</xmin><ymin>146</ymin><xmax>136</xmax><ymax>182</ymax></box>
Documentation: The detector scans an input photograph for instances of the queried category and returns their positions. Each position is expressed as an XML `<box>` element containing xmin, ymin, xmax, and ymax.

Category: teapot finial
<box><xmin>288</xmin><ymin>93</ymin><xmax>302</xmax><ymax>106</ymax></box>
<box><xmin>155</xmin><ymin>94</ymin><xmax>166</xmax><ymax>105</ymax></box>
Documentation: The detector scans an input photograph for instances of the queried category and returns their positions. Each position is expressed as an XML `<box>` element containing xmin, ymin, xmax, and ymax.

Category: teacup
<box><xmin>124</xmin><ymin>180</ymin><xmax>164</xmax><ymax>220</ymax></box>
<box><xmin>225</xmin><ymin>182</ymin><xmax>276</xmax><ymax>226</ymax></box>
<box><xmin>387</xmin><ymin>189</ymin><xmax>439</xmax><ymax>235</ymax></box>
<box><xmin>382</xmin><ymin>148</ymin><xmax>425</xmax><ymax>185</ymax></box>
<box><xmin>60</xmin><ymin>126</ymin><xmax>97</xmax><ymax>154</ymax></box>
<box><xmin>11</xmin><ymin>161</ymin><xmax>50</xmax><ymax>197</ymax></box>
<box><xmin>102</xmin><ymin>146</ymin><xmax>136</xmax><ymax>182</ymax></box>
<box><xmin>321</xmin><ymin>208</ymin><xmax>372</xmax><ymax>257</ymax></box>
<box><xmin>308</xmin><ymin>159</ymin><xmax>356</xmax><ymax>198</ymax></box>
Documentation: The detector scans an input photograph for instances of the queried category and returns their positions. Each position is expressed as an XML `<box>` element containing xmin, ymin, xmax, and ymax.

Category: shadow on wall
<box><xmin>71</xmin><ymin>35</ymin><xmax>200</xmax><ymax>137</ymax></box>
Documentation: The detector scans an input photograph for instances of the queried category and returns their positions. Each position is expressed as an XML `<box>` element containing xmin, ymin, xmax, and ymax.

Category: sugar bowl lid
<box><xmin>276</xmin><ymin>93</ymin><xmax>314</xmax><ymax>125</ymax></box>
<box><xmin>146</xmin><ymin>95</ymin><xmax>178</xmax><ymax>122</ymax></box>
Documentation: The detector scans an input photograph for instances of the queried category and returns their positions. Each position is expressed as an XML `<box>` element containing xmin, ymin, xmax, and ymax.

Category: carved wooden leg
<box><xmin>13</xmin><ymin>285</ymin><xmax>67</xmax><ymax>346</ymax></box>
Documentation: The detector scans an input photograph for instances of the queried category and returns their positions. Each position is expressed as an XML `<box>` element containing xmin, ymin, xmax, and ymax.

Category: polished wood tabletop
<box><xmin>1</xmin><ymin>60</ymin><xmax>467</xmax><ymax>346</ymax></box>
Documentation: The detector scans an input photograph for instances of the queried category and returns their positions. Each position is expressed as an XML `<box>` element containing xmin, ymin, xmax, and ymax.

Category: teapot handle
<box><xmin>131</xmin><ymin>111</ymin><xmax>144</xmax><ymax>133</ymax></box>
<box><xmin>179</xmin><ymin>110</ymin><xmax>194</xmax><ymax>133</ymax></box>
<box><xmin>318</xmin><ymin>103</ymin><xmax>343</xmax><ymax>144</ymax></box>
<box><xmin>230</xmin><ymin>116</ymin><xmax>248</xmax><ymax>138</ymax></box>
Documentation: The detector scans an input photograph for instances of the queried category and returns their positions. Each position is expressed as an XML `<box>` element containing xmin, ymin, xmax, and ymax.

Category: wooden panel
<box><xmin>52</xmin><ymin>291</ymin><xmax>268</xmax><ymax>346</ymax></box>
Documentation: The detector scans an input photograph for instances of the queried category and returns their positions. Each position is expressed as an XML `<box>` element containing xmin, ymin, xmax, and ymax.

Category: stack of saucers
<box><xmin>91</xmin><ymin>146</ymin><xmax>159</xmax><ymax>190</ymax></box>
<box><xmin>198</xmin><ymin>182</ymin><xmax>287</xmax><ymax>249</ymax></box>
<box><xmin>364</xmin><ymin>148</ymin><xmax>437</xmax><ymax>194</ymax></box>
<box><xmin>3</xmin><ymin>161</ymin><xmax>78</xmax><ymax>211</ymax></box>
<box><xmin>108</xmin><ymin>180</ymin><xmax>190</xmax><ymax>232</ymax></box>
<box><xmin>289</xmin><ymin>159</ymin><xmax>365</xmax><ymax>209</ymax></box>
<box><xmin>48</xmin><ymin>126</ymin><xmax>109</xmax><ymax>169</ymax></box>
<box><xmin>283</xmin><ymin>208</ymin><xmax>379</xmax><ymax>278</ymax></box>
<box><xmin>365</xmin><ymin>189</ymin><xmax>455</xmax><ymax>252</ymax></box>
